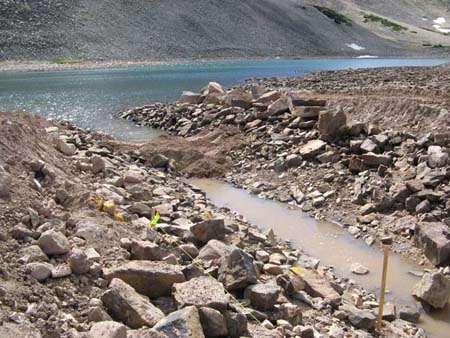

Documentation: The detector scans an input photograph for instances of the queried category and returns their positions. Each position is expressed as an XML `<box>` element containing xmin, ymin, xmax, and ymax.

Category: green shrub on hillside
<box><xmin>362</xmin><ymin>13</ymin><xmax>407</xmax><ymax>32</ymax></box>
<box><xmin>313</xmin><ymin>6</ymin><xmax>352</xmax><ymax>26</ymax></box>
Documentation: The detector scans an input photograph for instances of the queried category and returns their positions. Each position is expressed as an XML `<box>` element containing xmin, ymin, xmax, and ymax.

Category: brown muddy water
<box><xmin>190</xmin><ymin>179</ymin><xmax>450</xmax><ymax>338</ymax></box>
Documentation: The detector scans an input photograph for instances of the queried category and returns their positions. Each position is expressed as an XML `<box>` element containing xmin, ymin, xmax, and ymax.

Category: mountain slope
<box><xmin>0</xmin><ymin>0</ymin><xmax>448</xmax><ymax>61</ymax></box>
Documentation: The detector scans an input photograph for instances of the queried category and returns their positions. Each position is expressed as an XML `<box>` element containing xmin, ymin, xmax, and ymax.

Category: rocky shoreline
<box><xmin>1</xmin><ymin>112</ymin><xmax>432</xmax><ymax>338</ymax></box>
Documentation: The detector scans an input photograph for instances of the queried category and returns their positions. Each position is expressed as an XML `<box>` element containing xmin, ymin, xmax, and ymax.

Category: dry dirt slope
<box><xmin>0</xmin><ymin>0</ymin><xmax>447</xmax><ymax>61</ymax></box>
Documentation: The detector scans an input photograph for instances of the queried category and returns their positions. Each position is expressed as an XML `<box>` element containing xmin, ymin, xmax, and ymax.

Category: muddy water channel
<box><xmin>190</xmin><ymin>179</ymin><xmax>450</xmax><ymax>338</ymax></box>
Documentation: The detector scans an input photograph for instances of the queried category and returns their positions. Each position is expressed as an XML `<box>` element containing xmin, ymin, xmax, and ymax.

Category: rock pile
<box><xmin>0</xmin><ymin>112</ymin><xmax>425</xmax><ymax>337</ymax></box>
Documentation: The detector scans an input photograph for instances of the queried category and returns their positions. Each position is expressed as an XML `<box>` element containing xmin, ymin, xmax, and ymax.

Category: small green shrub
<box><xmin>313</xmin><ymin>6</ymin><xmax>352</xmax><ymax>26</ymax></box>
<box><xmin>362</xmin><ymin>13</ymin><xmax>407</xmax><ymax>32</ymax></box>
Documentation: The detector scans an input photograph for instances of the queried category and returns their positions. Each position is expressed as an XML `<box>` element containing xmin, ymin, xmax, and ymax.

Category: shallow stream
<box><xmin>190</xmin><ymin>179</ymin><xmax>450</xmax><ymax>338</ymax></box>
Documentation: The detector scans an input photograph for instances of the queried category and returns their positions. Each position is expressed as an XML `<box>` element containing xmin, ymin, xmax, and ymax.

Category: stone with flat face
<box><xmin>101</xmin><ymin>278</ymin><xmax>165</xmax><ymax>329</ymax></box>
<box><xmin>103</xmin><ymin>261</ymin><xmax>185</xmax><ymax>298</ymax></box>
<box><xmin>153</xmin><ymin>306</ymin><xmax>205</xmax><ymax>338</ymax></box>
<box><xmin>299</xmin><ymin>140</ymin><xmax>326</xmax><ymax>158</ymax></box>
<box><xmin>173</xmin><ymin>276</ymin><xmax>229</xmax><ymax>311</ymax></box>
<box><xmin>412</xmin><ymin>272</ymin><xmax>450</xmax><ymax>309</ymax></box>
<box><xmin>415</xmin><ymin>222</ymin><xmax>450</xmax><ymax>265</ymax></box>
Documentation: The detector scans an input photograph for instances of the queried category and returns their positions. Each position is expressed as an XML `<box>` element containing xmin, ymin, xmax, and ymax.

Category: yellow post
<box><xmin>377</xmin><ymin>236</ymin><xmax>392</xmax><ymax>334</ymax></box>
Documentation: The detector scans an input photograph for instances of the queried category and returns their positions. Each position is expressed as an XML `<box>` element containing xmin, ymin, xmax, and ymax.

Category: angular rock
<box><xmin>427</xmin><ymin>145</ymin><xmax>448</xmax><ymax>168</ymax></box>
<box><xmin>37</xmin><ymin>229</ymin><xmax>70</xmax><ymax>256</ymax></box>
<box><xmin>218</xmin><ymin>248</ymin><xmax>257</xmax><ymax>291</ymax></box>
<box><xmin>151</xmin><ymin>154</ymin><xmax>170</xmax><ymax>169</ymax></box>
<box><xmin>225</xmin><ymin>312</ymin><xmax>248</xmax><ymax>338</ymax></box>
<box><xmin>91</xmin><ymin>156</ymin><xmax>106</xmax><ymax>174</ymax></box>
<box><xmin>415</xmin><ymin>222</ymin><xmax>450</xmax><ymax>265</ymax></box>
<box><xmin>89</xmin><ymin>321</ymin><xmax>127</xmax><ymax>338</ymax></box>
<box><xmin>101</xmin><ymin>278</ymin><xmax>165</xmax><ymax>329</ymax></box>
<box><xmin>285</xmin><ymin>154</ymin><xmax>302</xmax><ymax>168</ymax></box>
<box><xmin>173</xmin><ymin>276</ymin><xmax>229</xmax><ymax>311</ymax></box>
<box><xmin>127</xmin><ymin>329</ymin><xmax>168</xmax><ymax>338</ymax></box>
<box><xmin>26</xmin><ymin>262</ymin><xmax>53</xmax><ymax>282</ymax></box>
<box><xmin>131</xmin><ymin>240</ymin><xmax>164</xmax><ymax>261</ymax></box>
<box><xmin>199</xmin><ymin>307</ymin><xmax>228</xmax><ymax>337</ymax></box>
<box><xmin>190</xmin><ymin>219</ymin><xmax>225</xmax><ymax>243</ymax></box>
<box><xmin>292</xmin><ymin>269</ymin><xmax>341</xmax><ymax>306</ymax></box>
<box><xmin>179</xmin><ymin>91</ymin><xmax>202</xmax><ymax>104</ymax></box>
<box><xmin>195</xmin><ymin>240</ymin><xmax>235</xmax><ymax>263</ymax></box>
<box><xmin>244</xmin><ymin>284</ymin><xmax>281</xmax><ymax>310</ymax></box>
<box><xmin>340</xmin><ymin>304</ymin><xmax>376</xmax><ymax>330</ymax></box>
<box><xmin>69</xmin><ymin>248</ymin><xmax>91</xmax><ymax>274</ymax></box>
<box><xmin>360</xmin><ymin>139</ymin><xmax>378</xmax><ymax>153</ymax></box>
<box><xmin>398</xmin><ymin>305</ymin><xmax>420</xmax><ymax>323</ymax></box>
<box><xmin>412</xmin><ymin>272</ymin><xmax>450</xmax><ymax>309</ymax></box>
<box><xmin>267</xmin><ymin>97</ymin><xmax>290</xmax><ymax>116</ymax></box>
<box><xmin>360</xmin><ymin>153</ymin><xmax>392</xmax><ymax>167</ymax></box>
<box><xmin>318</xmin><ymin>108</ymin><xmax>346</xmax><ymax>141</ymax></box>
<box><xmin>104</xmin><ymin>261</ymin><xmax>185</xmax><ymax>297</ymax></box>
<box><xmin>299</xmin><ymin>140</ymin><xmax>326</xmax><ymax>159</ymax></box>
<box><xmin>19</xmin><ymin>245</ymin><xmax>48</xmax><ymax>263</ymax></box>
<box><xmin>153</xmin><ymin>306</ymin><xmax>205</xmax><ymax>338</ymax></box>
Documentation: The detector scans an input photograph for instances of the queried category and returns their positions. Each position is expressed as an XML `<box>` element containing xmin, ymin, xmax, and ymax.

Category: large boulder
<box><xmin>37</xmin><ymin>229</ymin><xmax>70</xmax><ymax>256</ymax></box>
<box><xmin>223</xmin><ymin>89</ymin><xmax>252</xmax><ymax>109</ymax></box>
<box><xmin>153</xmin><ymin>306</ymin><xmax>205</xmax><ymax>338</ymax></box>
<box><xmin>318</xmin><ymin>108</ymin><xmax>347</xmax><ymax>141</ymax></box>
<box><xmin>190</xmin><ymin>219</ymin><xmax>225</xmax><ymax>243</ymax></box>
<box><xmin>414</xmin><ymin>222</ymin><xmax>450</xmax><ymax>265</ymax></box>
<box><xmin>89</xmin><ymin>321</ymin><xmax>127</xmax><ymax>338</ymax></box>
<box><xmin>412</xmin><ymin>272</ymin><xmax>450</xmax><ymax>309</ymax></box>
<box><xmin>199</xmin><ymin>307</ymin><xmax>228</xmax><ymax>337</ymax></box>
<box><xmin>218</xmin><ymin>248</ymin><xmax>257</xmax><ymax>291</ymax></box>
<box><xmin>104</xmin><ymin>261</ymin><xmax>185</xmax><ymax>297</ymax></box>
<box><xmin>101</xmin><ymin>278</ymin><xmax>165</xmax><ymax>328</ymax></box>
<box><xmin>244</xmin><ymin>283</ymin><xmax>281</xmax><ymax>310</ymax></box>
<box><xmin>173</xmin><ymin>276</ymin><xmax>229</xmax><ymax>311</ymax></box>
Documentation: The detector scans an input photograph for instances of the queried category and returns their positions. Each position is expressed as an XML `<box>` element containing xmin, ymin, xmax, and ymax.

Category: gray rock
<box><xmin>91</xmin><ymin>156</ymin><xmax>106</xmax><ymax>174</ymax></box>
<box><xmin>340</xmin><ymin>304</ymin><xmax>376</xmax><ymax>330</ymax></box>
<box><xmin>153</xmin><ymin>306</ymin><xmax>205</xmax><ymax>338</ymax></box>
<box><xmin>292</xmin><ymin>269</ymin><xmax>341</xmax><ymax>306</ymax></box>
<box><xmin>131</xmin><ymin>240</ymin><xmax>164</xmax><ymax>261</ymax></box>
<box><xmin>299</xmin><ymin>140</ymin><xmax>326</xmax><ymax>158</ymax></box>
<box><xmin>285</xmin><ymin>154</ymin><xmax>302</xmax><ymax>168</ymax></box>
<box><xmin>360</xmin><ymin>139</ymin><xmax>378</xmax><ymax>153</ymax></box>
<box><xmin>104</xmin><ymin>261</ymin><xmax>185</xmax><ymax>297</ymax></box>
<box><xmin>414</xmin><ymin>222</ymin><xmax>450</xmax><ymax>265</ymax></box>
<box><xmin>69</xmin><ymin>248</ymin><xmax>91</xmax><ymax>274</ymax></box>
<box><xmin>56</xmin><ymin>138</ymin><xmax>77</xmax><ymax>156</ymax></box>
<box><xmin>190</xmin><ymin>219</ymin><xmax>225</xmax><ymax>243</ymax></box>
<box><xmin>318</xmin><ymin>108</ymin><xmax>347</xmax><ymax>141</ymax></box>
<box><xmin>151</xmin><ymin>154</ymin><xmax>170</xmax><ymax>168</ymax></box>
<box><xmin>101</xmin><ymin>278</ymin><xmax>165</xmax><ymax>329</ymax></box>
<box><xmin>89</xmin><ymin>321</ymin><xmax>127</xmax><ymax>338</ymax></box>
<box><xmin>398</xmin><ymin>305</ymin><xmax>420</xmax><ymax>323</ymax></box>
<box><xmin>173</xmin><ymin>276</ymin><xmax>229</xmax><ymax>311</ymax></box>
<box><xmin>0</xmin><ymin>166</ymin><xmax>12</xmax><ymax>199</ymax></box>
<box><xmin>37</xmin><ymin>229</ymin><xmax>70</xmax><ymax>256</ymax></box>
<box><xmin>19</xmin><ymin>245</ymin><xmax>48</xmax><ymax>263</ymax></box>
<box><xmin>351</xmin><ymin>263</ymin><xmax>369</xmax><ymax>275</ymax></box>
<box><xmin>26</xmin><ymin>262</ymin><xmax>53</xmax><ymax>282</ymax></box>
<box><xmin>127</xmin><ymin>329</ymin><xmax>168</xmax><ymax>338</ymax></box>
<box><xmin>195</xmin><ymin>240</ymin><xmax>234</xmax><ymax>263</ymax></box>
<box><xmin>412</xmin><ymin>272</ymin><xmax>450</xmax><ymax>309</ymax></box>
<box><xmin>87</xmin><ymin>306</ymin><xmax>112</xmax><ymax>322</ymax></box>
<box><xmin>225</xmin><ymin>312</ymin><xmax>248</xmax><ymax>338</ymax></box>
<box><xmin>360</xmin><ymin>153</ymin><xmax>392</xmax><ymax>167</ymax></box>
<box><xmin>129</xmin><ymin>203</ymin><xmax>153</xmax><ymax>218</ymax></box>
<box><xmin>218</xmin><ymin>248</ymin><xmax>257</xmax><ymax>291</ymax></box>
<box><xmin>179</xmin><ymin>91</ymin><xmax>202</xmax><ymax>104</ymax></box>
<box><xmin>244</xmin><ymin>284</ymin><xmax>281</xmax><ymax>310</ymax></box>
<box><xmin>415</xmin><ymin>199</ymin><xmax>431</xmax><ymax>214</ymax></box>
<box><xmin>427</xmin><ymin>145</ymin><xmax>448</xmax><ymax>168</ymax></box>
<box><xmin>199</xmin><ymin>307</ymin><xmax>228</xmax><ymax>337</ymax></box>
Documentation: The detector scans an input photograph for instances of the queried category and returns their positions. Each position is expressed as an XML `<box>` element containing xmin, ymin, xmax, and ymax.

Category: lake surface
<box><xmin>0</xmin><ymin>58</ymin><xmax>448</xmax><ymax>141</ymax></box>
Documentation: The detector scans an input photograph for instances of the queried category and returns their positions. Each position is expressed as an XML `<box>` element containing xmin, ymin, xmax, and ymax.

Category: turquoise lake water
<box><xmin>0</xmin><ymin>58</ymin><xmax>448</xmax><ymax>141</ymax></box>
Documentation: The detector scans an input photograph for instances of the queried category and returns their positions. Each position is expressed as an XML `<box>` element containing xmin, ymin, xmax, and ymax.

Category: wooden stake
<box><xmin>377</xmin><ymin>237</ymin><xmax>392</xmax><ymax>334</ymax></box>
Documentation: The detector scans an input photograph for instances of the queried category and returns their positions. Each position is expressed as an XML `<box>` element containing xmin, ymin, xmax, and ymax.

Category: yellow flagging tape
<box><xmin>290</xmin><ymin>266</ymin><xmax>304</xmax><ymax>275</ymax></box>
<box><xmin>151</xmin><ymin>209</ymin><xmax>263</xmax><ymax>326</ymax></box>
<box><xmin>89</xmin><ymin>198</ymin><xmax>125</xmax><ymax>223</ymax></box>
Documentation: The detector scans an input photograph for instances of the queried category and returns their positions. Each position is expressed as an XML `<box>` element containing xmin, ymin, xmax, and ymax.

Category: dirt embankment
<box><xmin>119</xmin><ymin>64</ymin><xmax>450</xmax><ymax>267</ymax></box>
